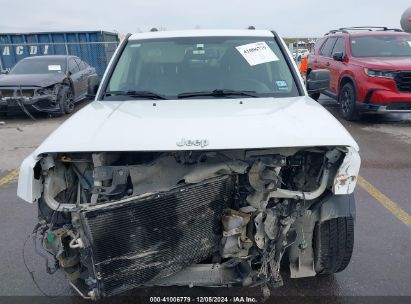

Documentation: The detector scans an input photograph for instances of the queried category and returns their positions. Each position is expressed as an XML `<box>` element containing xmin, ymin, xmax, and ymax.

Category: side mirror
<box><xmin>332</xmin><ymin>52</ymin><xmax>345</xmax><ymax>61</ymax></box>
<box><xmin>306</xmin><ymin>69</ymin><xmax>330</xmax><ymax>94</ymax></box>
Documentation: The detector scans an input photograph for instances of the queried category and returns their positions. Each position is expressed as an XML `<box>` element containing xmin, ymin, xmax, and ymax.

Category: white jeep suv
<box><xmin>17</xmin><ymin>29</ymin><xmax>360</xmax><ymax>299</ymax></box>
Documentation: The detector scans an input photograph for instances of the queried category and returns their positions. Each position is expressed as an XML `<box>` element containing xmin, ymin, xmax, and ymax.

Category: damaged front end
<box><xmin>0</xmin><ymin>85</ymin><xmax>62</xmax><ymax>114</ymax></box>
<box><xmin>30</xmin><ymin>147</ymin><xmax>359</xmax><ymax>299</ymax></box>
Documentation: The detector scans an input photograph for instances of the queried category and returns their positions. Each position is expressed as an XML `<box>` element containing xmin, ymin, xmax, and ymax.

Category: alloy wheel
<box><xmin>65</xmin><ymin>90</ymin><xmax>74</xmax><ymax>112</ymax></box>
<box><xmin>341</xmin><ymin>88</ymin><xmax>353</xmax><ymax>114</ymax></box>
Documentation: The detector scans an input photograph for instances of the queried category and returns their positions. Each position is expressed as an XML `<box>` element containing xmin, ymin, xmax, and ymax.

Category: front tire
<box><xmin>339</xmin><ymin>83</ymin><xmax>360</xmax><ymax>121</ymax></box>
<box><xmin>58</xmin><ymin>86</ymin><xmax>74</xmax><ymax>115</ymax></box>
<box><xmin>314</xmin><ymin>217</ymin><xmax>354</xmax><ymax>275</ymax></box>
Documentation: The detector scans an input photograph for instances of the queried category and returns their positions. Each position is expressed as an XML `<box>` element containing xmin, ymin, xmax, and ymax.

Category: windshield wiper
<box><xmin>104</xmin><ymin>90</ymin><xmax>167</xmax><ymax>100</ymax></box>
<box><xmin>177</xmin><ymin>89</ymin><xmax>258</xmax><ymax>99</ymax></box>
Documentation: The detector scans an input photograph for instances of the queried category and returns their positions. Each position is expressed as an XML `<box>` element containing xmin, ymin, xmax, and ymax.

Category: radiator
<box><xmin>81</xmin><ymin>175</ymin><xmax>234</xmax><ymax>296</ymax></box>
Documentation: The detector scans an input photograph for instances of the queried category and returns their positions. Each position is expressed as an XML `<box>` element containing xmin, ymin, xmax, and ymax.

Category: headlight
<box><xmin>364</xmin><ymin>68</ymin><xmax>397</xmax><ymax>79</ymax></box>
<box><xmin>333</xmin><ymin>147</ymin><xmax>361</xmax><ymax>195</ymax></box>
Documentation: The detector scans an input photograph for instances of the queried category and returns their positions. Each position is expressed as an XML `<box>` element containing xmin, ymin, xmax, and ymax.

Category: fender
<box><xmin>17</xmin><ymin>153</ymin><xmax>42</xmax><ymax>203</ymax></box>
<box><xmin>87</xmin><ymin>74</ymin><xmax>99</xmax><ymax>95</ymax></box>
<box><xmin>338</xmin><ymin>73</ymin><xmax>357</xmax><ymax>96</ymax></box>
<box><xmin>320</xmin><ymin>193</ymin><xmax>356</xmax><ymax>222</ymax></box>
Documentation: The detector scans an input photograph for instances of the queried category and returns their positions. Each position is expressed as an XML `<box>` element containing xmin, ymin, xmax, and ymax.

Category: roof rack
<box><xmin>325</xmin><ymin>26</ymin><xmax>403</xmax><ymax>35</ymax></box>
<box><xmin>325</xmin><ymin>29</ymin><xmax>348</xmax><ymax>35</ymax></box>
<box><xmin>340</xmin><ymin>26</ymin><xmax>403</xmax><ymax>32</ymax></box>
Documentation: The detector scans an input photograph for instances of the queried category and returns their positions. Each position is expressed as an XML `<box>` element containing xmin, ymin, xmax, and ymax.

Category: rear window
<box><xmin>78</xmin><ymin>60</ymin><xmax>88</xmax><ymax>70</ymax></box>
<box><xmin>350</xmin><ymin>35</ymin><xmax>411</xmax><ymax>57</ymax></box>
<box><xmin>68</xmin><ymin>59</ymin><xmax>80</xmax><ymax>73</ymax></box>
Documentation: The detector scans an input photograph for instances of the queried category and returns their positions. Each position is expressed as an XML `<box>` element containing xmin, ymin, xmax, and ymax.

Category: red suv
<box><xmin>307</xmin><ymin>27</ymin><xmax>411</xmax><ymax>120</ymax></box>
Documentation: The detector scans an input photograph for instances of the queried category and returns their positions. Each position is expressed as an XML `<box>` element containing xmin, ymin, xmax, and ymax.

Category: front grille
<box><xmin>17</xmin><ymin>89</ymin><xmax>35</xmax><ymax>97</ymax></box>
<box><xmin>81</xmin><ymin>175</ymin><xmax>234</xmax><ymax>296</ymax></box>
<box><xmin>0</xmin><ymin>89</ymin><xmax>14</xmax><ymax>98</ymax></box>
<box><xmin>395</xmin><ymin>71</ymin><xmax>411</xmax><ymax>93</ymax></box>
<box><xmin>0</xmin><ymin>88</ymin><xmax>35</xmax><ymax>98</ymax></box>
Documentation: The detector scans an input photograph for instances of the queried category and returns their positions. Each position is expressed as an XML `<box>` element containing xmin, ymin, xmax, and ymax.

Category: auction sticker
<box><xmin>48</xmin><ymin>65</ymin><xmax>61</xmax><ymax>71</ymax></box>
<box><xmin>236</xmin><ymin>41</ymin><xmax>279</xmax><ymax>66</ymax></box>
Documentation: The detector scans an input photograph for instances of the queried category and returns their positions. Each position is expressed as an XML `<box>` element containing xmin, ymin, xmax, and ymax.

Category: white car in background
<box><xmin>293</xmin><ymin>48</ymin><xmax>310</xmax><ymax>61</ymax></box>
<box><xmin>17</xmin><ymin>29</ymin><xmax>360</xmax><ymax>299</ymax></box>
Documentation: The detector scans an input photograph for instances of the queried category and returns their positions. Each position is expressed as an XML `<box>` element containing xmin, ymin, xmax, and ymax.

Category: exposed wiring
<box><xmin>49</xmin><ymin>200</ymin><xmax>62</xmax><ymax>230</ymax></box>
<box><xmin>17</xmin><ymin>86</ymin><xmax>36</xmax><ymax>120</ymax></box>
<box><xmin>71</xmin><ymin>163</ymin><xmax>91</xmax><ymax>189</ymax></box>
<box><xmin>16</xmin><ymin>99</ymin><xmax>36</xmax><ymax>121</ymax></box>
<box><xmin>49</xmin><ymin>168</ymin><xmax>74</xmax><ymax>229</ymax></box>
<box><xmin>34</xmin><ymin>231</ymin><xmax>58</xmax><ymax>275</ymax></box>
<box><xmin>22</xmin><ymin>232</ymin><xmax>69</xmax><ymax>297</ymax></box>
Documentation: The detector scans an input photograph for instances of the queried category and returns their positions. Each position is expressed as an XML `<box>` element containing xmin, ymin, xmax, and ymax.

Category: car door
<box><xmin>329</xmin><ymin>37</ymin><xmax>347</xmax><ymax>93</ymax></box>
<box><xmin>82</xmin><ymin>60</ymin><xmax>98</xmax><ymax>95</ymax></box>
<box><xmin>317</xmin><ymin>37</ymin><xmax>337</xmax><ymax>70</ymax></box>
<box><xmin>68</xmin><ymin>58</ymin><xmax>81</xmax><ymax>100</ymax></box>
<box><xmin>308</xmin><ymin>37</ymin><xmax>327</xmax><ymax>70</ymax></box>
<box><xmin>75</xmin><ymin>58</ymin><xmax>90</xmax><ymax>98</ymax></box>
<box><xmin>315</xmin><ymin>37</ymin><xmax>337</xmax><ymax>94</ymax></box>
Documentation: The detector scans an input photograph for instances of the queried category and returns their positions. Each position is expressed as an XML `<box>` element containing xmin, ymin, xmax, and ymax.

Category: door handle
<box><xmin>326</xmin><ymin>62</ymin><xmax>330</xmax><ymax>67</ymax></box>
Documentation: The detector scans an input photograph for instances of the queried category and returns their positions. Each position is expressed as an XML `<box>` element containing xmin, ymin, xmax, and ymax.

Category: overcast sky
<box><xmin>1</xmin><ymin>0</ymin><xmax>409</xmax><ymax>37</ymax></box>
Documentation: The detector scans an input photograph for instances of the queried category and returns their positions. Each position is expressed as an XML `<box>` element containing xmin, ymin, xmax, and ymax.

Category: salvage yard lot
<box><xmin>0</xmin><ymin>96</ymin><xmax>410</xmax><ymax>298</ymax></box>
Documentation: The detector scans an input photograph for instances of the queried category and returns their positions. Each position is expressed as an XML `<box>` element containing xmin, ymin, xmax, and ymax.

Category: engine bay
<box><xmin>32</xmin><ymin>147</ymin><xmax>353</xmax><ymax>299</ymax></box>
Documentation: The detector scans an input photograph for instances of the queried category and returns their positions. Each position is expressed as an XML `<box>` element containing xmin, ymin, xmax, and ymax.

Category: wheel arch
<box><xmin>319</xmin><ymin>193</ymin><xmax>356</xmax><ymax>223</ymax></box>
<box><xmin>339</xmin><ymin>75</ymin><xmax>357</xmax><ymax>99</ymax></box>
<box><xmin>287</xmin><ymin>193</ymin><xmax>356</xmax><ymax>278</ymax></box>
<box><xmin>60</xmin><ymin>78</ymin><xmax>74</xmax><ymax>97</ymax></box>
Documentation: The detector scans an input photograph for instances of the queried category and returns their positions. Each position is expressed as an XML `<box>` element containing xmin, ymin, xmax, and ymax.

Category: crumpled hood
<box><xmin>0</xmin><ymin>73</ymin><xmax>66</xmax><ymax>87</ymax></box>
<box><xmin>32</xmin><ymin>96</ymin><xmax>359</xmax><ymax>156</ymax></box>
<box><xmin>351</xmin><ymin>57</ymin><xmax>411</xmax><ymax>70</ymax></box>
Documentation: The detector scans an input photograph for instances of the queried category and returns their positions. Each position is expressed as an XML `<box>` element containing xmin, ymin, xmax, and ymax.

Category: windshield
<box><xmin>104</xmin><ymin>36</ymin><xmax>300</xmax><ymax>100</ymax></box>
<box><xmin>10</xmin><ymin>58</ymin><xmax>67</xmax><ymax>75</ymax></box>
<box><xmin>350</xmin><ymin>35</ymin><xmax>411</xmax><ymax>57</ymax></box>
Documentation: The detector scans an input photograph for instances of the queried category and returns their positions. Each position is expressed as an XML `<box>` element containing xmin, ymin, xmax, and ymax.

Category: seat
<box><xmin>220</xmin><ymin>48</ymin><xmax>272</xmax><ymax>93</ymax></box>
<box><xmin>138</xmin><ymin>63</ymin><xmax>182</xmax><ymax>95</ymax></box>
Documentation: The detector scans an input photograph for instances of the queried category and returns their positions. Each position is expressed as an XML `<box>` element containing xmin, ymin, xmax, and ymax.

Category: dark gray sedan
<box><xmin>0</xmin><ymin>55</ymin><xmax>98</xmax><ymax>115</ymax></box>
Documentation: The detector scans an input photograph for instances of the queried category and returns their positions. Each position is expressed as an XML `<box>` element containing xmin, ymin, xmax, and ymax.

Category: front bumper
<box><xmin>359</xmin><ymin>88</ymin><xmax>411</xmax><ymax>113</ymax></box>
<box><xmin>0</xmin><ymin>94</ymin><xmax>60</xmax><ymax>113</ymax></box>
<box><xmin>358</xmin><ymin>101</ymin><xmax>411</xmax><ymax>113</ymax></box>
<box><xmin>0</xmin><ymin>86</ymin><xmax>60</xmax><ymax>113</ymax></box>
